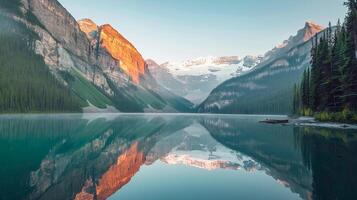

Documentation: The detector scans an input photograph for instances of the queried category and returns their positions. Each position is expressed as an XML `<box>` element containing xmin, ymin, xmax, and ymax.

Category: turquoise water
<box><xmin>0</xmin><ymin>114</ymin><xmax>356</xmax><ymax>200</ymax></box>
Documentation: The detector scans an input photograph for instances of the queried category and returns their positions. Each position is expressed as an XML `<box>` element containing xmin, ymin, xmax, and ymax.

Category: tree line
<box><xmin>293</xmin><ymin>0</ymin><xmax>357</xmax><ymax>122</ymax></box>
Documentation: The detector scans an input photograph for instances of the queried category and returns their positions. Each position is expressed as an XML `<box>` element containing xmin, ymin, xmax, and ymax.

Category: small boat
<box><xmin>259</xmin><ymin>119</ymin><xmax>289</xmax><ymax>124</ymax></box>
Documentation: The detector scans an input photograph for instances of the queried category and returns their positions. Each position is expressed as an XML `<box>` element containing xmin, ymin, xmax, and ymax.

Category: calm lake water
<box><xmin>0</xmin><ymin>114</ymin><xmax>356</xmax><ymax>200</ymax></box>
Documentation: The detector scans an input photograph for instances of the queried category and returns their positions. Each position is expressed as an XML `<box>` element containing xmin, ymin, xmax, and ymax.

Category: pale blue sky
<box><xmin>58</xmin><ymin>0</ymin><xmax>346</xmax><ymax>63</ymax></box>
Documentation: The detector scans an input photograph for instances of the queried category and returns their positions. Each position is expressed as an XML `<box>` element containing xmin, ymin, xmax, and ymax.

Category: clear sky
<box><xmin>58</xmin><ymin>0</ymin><xmax>346</xmax><ymax>63</ymax></box>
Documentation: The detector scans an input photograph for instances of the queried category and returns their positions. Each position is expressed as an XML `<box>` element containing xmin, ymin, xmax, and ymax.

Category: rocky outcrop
<box><xmin>76</xmin><ymin>18</ymin><xmax>98</xmax><ymax>40</ymax></box>
<box><xmin>78</xmin><ymin>19</ymin><xmax>146</xmax><ymax>84</ymax></box>
<box><xmin>25</xmin><ymin>0</ymin><xmax>95</xmax><ymax>63</ymax></box>
<box><xmin>303</xmin><ymin>21</ymin><xmax>325</xmax><ymax>42</ymax></box>
<box><xmin>100</xmin><ymin>24</ymin><xmax>146</xmax><ymax>84</ymax></box>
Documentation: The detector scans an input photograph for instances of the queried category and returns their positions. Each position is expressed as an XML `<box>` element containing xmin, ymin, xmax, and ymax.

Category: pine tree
<box><xmin>330</xmin><ymin>23</ymin><xmax>348</xmax><ymax>112</ymax></box>
<box><xmin>301</xmin><ymin>69</ymin><xmax>311</xmax><ymax>109</ymax></box>
<box><xmin>293</xmin><ymin>84</ymin><xmax>301</xmax><ymax>114</ymax></box>
<box><xmin>319</xmin><ymin>34</ymin><xmax>333</xmax><ymax>111</ymax></box>
<box><xmin>306</xmin><ymin>68</ymin><xmax>311</xmax><ymax>108</ymax></box>
<box><xmin>343</xmin><ymin>0</ymin><xmax>357</xmax><ymax>111</ymax></box>
<box><xmin>311</xmin><ymin>36</ymin><xmax>326</xmax><ymax>112</ymax></box>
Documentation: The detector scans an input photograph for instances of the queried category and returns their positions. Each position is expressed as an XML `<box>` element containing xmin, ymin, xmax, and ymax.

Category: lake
<box><xmin>0</xmin><ymin>114</ymin><xmax>356</xmax><ymax>200</ymax></box>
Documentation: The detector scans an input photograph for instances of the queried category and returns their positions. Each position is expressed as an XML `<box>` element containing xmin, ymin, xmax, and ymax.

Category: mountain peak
<box><xmin>304</xmin><ymin>21</ymin><xmax>322</xmax><ymax>28</ymax></box>
<box><xmin>303</xmin><ymin>21</ymin><xmax>325</xmax><ymax>41</ymax></box>
<box><xmin>78</xmin><ymin>18</ymin><xmax>98</xmax><ymax>39</ymax></box>
<box><xmin>145</xmin><ymin>59</ymin><xmax>160</xmax><ymax>67</ymax></box>
<box><xmin>100</xmin><ymin>24</ymin><xmax>146</xmax><ymax>84</ymax></box>
<box><xmin>78</xmin><ymin>18</ymin><xmax>97</xmax><ymax>26</ymax></box>
<box><xmin>100</xmin><ymin>24</ymin><xmax>134</xmax><ymax>49</ymax></box>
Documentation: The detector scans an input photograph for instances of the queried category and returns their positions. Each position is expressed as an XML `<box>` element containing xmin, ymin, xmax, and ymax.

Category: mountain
<box><xmin>148</xmin><ymin>55</ymin><xmax>262</xmax><ymax>104</ymax></box>
<box><xmin>0</xmin><ymin>0</ymin><xmax>192</xmax><ymax>113</ymax></box>
<box><xmin>197</xmin><ymin>22</ymin><xmax>325</xmax><ymax>114</ymax></box>
<box><xmin>78</xmin><ymin>19</ymin><xmax>146</xmax><ymax>84</ymax></box>
<box><xmin>77</xmin><ymin>19</ymin><xmax>193</xmax><ymax>112</ymax></box>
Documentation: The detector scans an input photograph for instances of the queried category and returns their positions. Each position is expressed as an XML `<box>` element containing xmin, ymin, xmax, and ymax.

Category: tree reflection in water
<box><xmin>0</xmin><ymin>114</ymin><xmax>356</xmax><ymax>200</ymax></box>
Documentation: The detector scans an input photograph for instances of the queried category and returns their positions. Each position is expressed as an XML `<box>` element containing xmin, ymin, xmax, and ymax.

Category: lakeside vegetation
<box><xmin>293</xmin><ymin>0</ymin><xmax>357</xmax><ymax>123</ymax></box>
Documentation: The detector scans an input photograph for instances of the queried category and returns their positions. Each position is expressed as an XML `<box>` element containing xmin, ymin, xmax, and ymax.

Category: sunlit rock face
<box><xmin>303</xmin><ymin>21</ymin><xmax>325</xmax><ymax>42</ymax></box>
<box><xmin>77</xmin><ymin>19</ymin><xmax>98</xmax><ymax>40</ymax></box>
<box><xmin>78</xmin><ymin>19</ymin><xmax>146</xmax><ymax>84</ymax></box>
<box><xmin>100</xmin><ymin>24</ymin><xmax>146</xmax><ymax>84</ymax></box>
<box><xmin>77</xmin><ymin>18</ymin><xmax>99</xmax><ymax>54</ymax></box>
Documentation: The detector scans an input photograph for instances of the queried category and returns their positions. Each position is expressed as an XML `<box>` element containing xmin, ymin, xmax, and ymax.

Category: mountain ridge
<box><xmin>197</xmin><ymin>21</ymin><xmax>326</xmax><ymax>114</ymax></box>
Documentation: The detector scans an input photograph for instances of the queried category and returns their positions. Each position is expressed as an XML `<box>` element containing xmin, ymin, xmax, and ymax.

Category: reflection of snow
<box><xmin>146</xmin><ymin>122</ymin><xmax>262</xmax><ymax>172</ymax></box>
<box><xmin>161</xmin><ymin>145</ymin><xmax>261</xmax><ymax>172</ymax></box>
<box><xmin>148</xmin><ymin>121</ymin><xmax>302</xmax><ymax>193</ymax></box>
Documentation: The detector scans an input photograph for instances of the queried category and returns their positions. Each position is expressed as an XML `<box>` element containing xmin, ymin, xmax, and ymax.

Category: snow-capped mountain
<box><xmin>148</xmin><ymin>55</ymin><xmax>262</xmax><ymax>104</ymax></box>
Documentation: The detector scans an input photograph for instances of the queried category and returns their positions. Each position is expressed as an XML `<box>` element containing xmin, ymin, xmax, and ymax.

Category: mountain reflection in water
<box><xmin>0</xmin><ymin>114</ymin><xmax>356</xmax><ymax>200</ymax></box>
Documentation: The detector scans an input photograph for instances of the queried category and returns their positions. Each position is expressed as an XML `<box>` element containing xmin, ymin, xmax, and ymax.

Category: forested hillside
<box><xmin>293</xmin><ymin>0</ymin><xmax>357</xmax><ymax>122</ymax></box>
<box><xmin>0</xmin><ymin>14</ymin><xmax>82</xmax><ymax>113</ymax></box>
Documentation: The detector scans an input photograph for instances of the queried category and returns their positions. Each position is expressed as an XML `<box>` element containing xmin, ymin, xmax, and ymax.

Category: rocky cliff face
<box><xmin>19</xmin><ymin>0</ymin><xmax>115</xmax><ymax>99</ymax></box>
<box><xmin>100</xmin><ymin>24</ymin><xmax>146</xmax><ymax>84</ymax></box>
<box><xmin>25</xmin><ymin>0</ymin><xmax>95</xmax><ymax>63</ymax></box>
<box><xmin>78</xmin><ymin>19</ymin><xmax>146</xmax><ymax>84</ymax></box>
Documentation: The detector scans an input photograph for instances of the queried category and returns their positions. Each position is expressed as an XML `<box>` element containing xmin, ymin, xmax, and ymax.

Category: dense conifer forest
<box><xmin>0</xmin><ymin>15</ymin><xmax>82</xmax><ymax>113</ymax></box>
<box><xmin>293</xmin><ymin>0</ymin><xmax>357</xmax><ymax>122</ymax></box>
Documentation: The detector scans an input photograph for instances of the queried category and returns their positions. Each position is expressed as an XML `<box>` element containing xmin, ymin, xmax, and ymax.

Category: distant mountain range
<box><xmin>197</xmin><ymin>22</ymin><xmax>325</xmax><ymax>114</ymax></box>
<box><xmin>147</xmin><ymin>55</ymin><xmax>262</xmax><ymax>104</ymax></box>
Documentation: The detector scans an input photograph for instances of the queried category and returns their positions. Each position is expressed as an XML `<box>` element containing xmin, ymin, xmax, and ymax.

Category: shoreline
<box><xmin>290</xmin><ymin>117</ymin><xmax>357</xmax><ymax>130</ymax></box>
